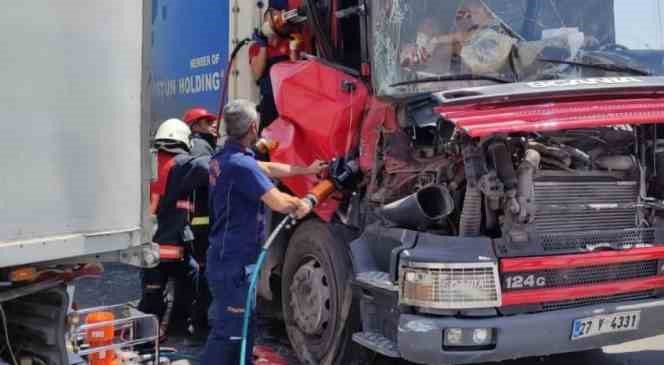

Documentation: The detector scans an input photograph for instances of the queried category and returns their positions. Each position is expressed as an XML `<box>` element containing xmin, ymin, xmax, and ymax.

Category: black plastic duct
<box><xmin>380</xmin><ymin>185</ymin><xmax>454</xmax><ymax>229</ymax></box>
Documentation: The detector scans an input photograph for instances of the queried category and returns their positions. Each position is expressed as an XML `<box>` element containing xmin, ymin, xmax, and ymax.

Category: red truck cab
<box><xmin>258</xmin><ymin>1</ymin><xmax>664</xmax><ymax>364</ymax></box>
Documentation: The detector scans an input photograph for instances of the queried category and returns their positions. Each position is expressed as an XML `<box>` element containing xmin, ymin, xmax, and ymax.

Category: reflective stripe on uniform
<box><xmin>176</xmin><ymin>200</ymin><xmax>194</xmax><ymax>212</ymax></box>
<box><xmin>191</xmin><ymin>216</ymin><xmax>210</xmax><ymax>226</ymax></box>
<box><xmin>159</xmin><ymin>244</ymin><xmax>185</xmax><ymax>260</ymax></box>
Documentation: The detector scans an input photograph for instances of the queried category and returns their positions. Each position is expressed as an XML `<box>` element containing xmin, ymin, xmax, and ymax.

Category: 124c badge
<box><xmin>504</xmin><ymin>275</ymin><xmax>546</xmax><ymax>289</ymax></box>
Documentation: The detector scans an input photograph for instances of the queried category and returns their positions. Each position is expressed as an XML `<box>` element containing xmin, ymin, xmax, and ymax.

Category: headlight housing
<box><xmin>399</xmin><ymin>262</ymin><xmax>502</xmax><ymax>309</ymax></box>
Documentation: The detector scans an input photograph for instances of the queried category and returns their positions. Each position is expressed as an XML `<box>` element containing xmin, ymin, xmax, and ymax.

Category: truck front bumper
<box><xmin>398</xmin><ymin>298</ymin><xmax>664</xmax><ymax>365</ymax></box>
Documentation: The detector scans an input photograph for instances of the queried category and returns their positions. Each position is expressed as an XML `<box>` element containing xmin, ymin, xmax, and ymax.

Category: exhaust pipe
<box><xmin>380</xmin><ymin>185</ymin><xmax>454</xmax><ymax>229</ymax></box>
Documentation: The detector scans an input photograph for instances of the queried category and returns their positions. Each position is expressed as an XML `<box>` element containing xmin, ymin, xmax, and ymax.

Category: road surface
<box><xmin>75</xmin><ymin>264</ymin><xmax>664</xmax><ymax>364</ymax></box>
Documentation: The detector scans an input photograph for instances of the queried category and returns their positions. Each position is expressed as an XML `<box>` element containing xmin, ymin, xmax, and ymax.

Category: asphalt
<box><xmin>75</xmin><ymin>263</ymin><xmax>664</xmax><ymax>365</ymax></box>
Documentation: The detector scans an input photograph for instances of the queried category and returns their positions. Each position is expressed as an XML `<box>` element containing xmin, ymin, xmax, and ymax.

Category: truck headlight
<box><xmin>399</xmin><ymin>262</ymin><xmax>502</xmax><ymax>309</ymax></box>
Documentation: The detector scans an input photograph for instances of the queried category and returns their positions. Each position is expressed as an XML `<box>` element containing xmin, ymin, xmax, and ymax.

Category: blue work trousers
<box><xmin>200</xmin><ymin>264</ymin><xmax>255</xmax><ymax>365</ymax></box>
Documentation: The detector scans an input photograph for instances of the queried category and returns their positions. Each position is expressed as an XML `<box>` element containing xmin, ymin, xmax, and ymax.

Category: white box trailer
<box><xmin>0</xmin><ymin>1</ymin><xmax>154</xmax><ymax>268</ymax></box>
<box><xmin>0</xmin><ymin>1</ymin><xmax>155</xmax><ymax>363</ymax></box>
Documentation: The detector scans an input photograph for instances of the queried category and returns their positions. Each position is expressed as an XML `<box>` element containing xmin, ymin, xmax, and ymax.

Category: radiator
<box><xmin>531</xmin><ymin>173</ymin><xmax>651</xmax><ymax>252</ymax></box>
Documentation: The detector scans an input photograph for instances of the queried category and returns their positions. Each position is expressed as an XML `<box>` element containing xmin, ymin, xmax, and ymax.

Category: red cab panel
<box><xmin>263</xmin><ymin>60</ymin><xmax>368</xmax><ymax>221</ymax></box>
<box><xmin>270</xmin><ymin>60</ymin><xmax>368</xmax><ymax>157</ymax></box>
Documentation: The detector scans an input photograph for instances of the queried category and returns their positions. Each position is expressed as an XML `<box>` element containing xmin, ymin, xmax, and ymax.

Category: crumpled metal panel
<box><xmin>263</xmin><ymin>60</ymin><xmax>368</xmax><ymax>221</ymax></box>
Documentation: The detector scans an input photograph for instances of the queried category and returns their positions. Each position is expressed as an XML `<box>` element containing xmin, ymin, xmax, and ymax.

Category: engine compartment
<box><xmin>369</xmin><ymin>96</ymin><xmax>664</xmax><ymax>256</ymax></box>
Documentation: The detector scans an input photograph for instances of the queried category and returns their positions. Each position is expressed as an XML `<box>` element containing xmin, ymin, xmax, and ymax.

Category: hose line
<box><xmin>239</xmin><ymin>215</ymin><xmax>293</xmax><ymax>365</ymax></box>
<box><xmin>216</xmin><ymin>38</ymin><xmax>251</xmax><ymax>137</ymax></box>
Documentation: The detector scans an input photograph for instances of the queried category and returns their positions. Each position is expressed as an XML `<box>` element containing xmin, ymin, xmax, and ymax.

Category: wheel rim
<box><xmin>289</xmin><ymin>259</ymin><xmax>332</xmax><ymax>337</ymax></box>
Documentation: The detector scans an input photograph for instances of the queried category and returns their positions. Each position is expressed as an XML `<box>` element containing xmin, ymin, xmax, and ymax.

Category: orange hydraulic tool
<box><xmin>269</xmin><ymin>8</ymin><xmax>307</xmax><ymax>36</ymax></box>
<box><xmin>304</xmin><ymin>179</ymin><xmax>336</xmax><ymax>207</ymax></box>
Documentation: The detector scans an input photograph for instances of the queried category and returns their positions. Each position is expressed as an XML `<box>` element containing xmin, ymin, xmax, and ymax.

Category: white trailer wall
<box><xmin>0</xmin><ymin>1</ymin><xmax>150</xmax><ymax>267</ymax></box>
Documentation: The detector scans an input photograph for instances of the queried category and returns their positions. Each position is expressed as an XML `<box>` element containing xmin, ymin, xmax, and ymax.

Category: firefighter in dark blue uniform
<box><xmin>139</xmin><ymin>118</ymin><xmax>210</xmax><ymax>340</ymax></box>
<box><xmin>182</xmin><ymin>107</ymin><xmax>218</xmax><ymax>336</ymax></box>
<box><xmin>200</xmin><ymin>99</ymin><xmax>326</xmax><ymax>365</ymax></box>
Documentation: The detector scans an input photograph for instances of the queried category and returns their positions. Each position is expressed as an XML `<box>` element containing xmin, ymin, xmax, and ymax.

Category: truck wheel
<box><xmin>281</xmin><ymin>220</ymin><xmax>363</xmax><ymax>365</ymax></box>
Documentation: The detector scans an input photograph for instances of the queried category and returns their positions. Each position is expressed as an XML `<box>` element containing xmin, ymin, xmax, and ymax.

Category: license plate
<box><xmin>571</xmin><ymin>311</ymin><xmax>641</xmax><ymax>340</ymax></box>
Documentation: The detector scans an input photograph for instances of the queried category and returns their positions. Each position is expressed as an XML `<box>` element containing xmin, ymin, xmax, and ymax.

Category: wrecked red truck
<box><xmin>253</xmin><ymin>0</ymin><xmax>664</xmax><ymax>364</ymax></box>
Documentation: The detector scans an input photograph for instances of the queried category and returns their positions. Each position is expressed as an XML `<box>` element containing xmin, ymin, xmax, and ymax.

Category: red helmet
<box><xmin>182</xmin><ymin>107</ymin><xmax>217</xmax><ymax>126</ymax></box>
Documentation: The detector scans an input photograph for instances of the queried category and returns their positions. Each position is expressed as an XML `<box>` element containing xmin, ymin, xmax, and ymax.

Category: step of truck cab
<box><xmin>352</xmin><ymin>332</ymin><xmax>401</xmax><ymax>358</ymax></box>
<box><xmin>355</xmin><ymin>271</ymin><xmax>398</xmax><ymax>292</ymax></box>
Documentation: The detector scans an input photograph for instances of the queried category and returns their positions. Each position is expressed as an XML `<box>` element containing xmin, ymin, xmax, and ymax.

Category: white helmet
<box><xmin>154</xmin><ymin>118</ymin><xmax>191</xmax><ymax>149</ymax></box>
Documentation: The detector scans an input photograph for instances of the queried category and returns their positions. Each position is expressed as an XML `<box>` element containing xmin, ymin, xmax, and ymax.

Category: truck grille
<box><xmin>399</xmin><ymin>262</ymin><xmax>501</xmax><ymax>309</ymax></box>
<box><xmin>541</xmin><ymin>291</ymin><xmax>655</xmax><ymax>312</ymax></box>
<box><xmin>540</xmin><ymin>228</ymin><xmax>656</xmax><ymax>252</ymax></box>
<box><xmin>503</xmin><ymin>260</ymin><xmax>659</xmax><ymax>291</ymax></box>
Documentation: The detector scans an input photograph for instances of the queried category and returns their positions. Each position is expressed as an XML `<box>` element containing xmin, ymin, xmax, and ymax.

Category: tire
<box><xmin>281</xmin><ymin>220</ymin><xmax>367</xmax><ymax>365</ymax></box>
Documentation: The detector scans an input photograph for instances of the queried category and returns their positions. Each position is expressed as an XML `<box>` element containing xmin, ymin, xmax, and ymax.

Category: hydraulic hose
<box><xmin>239</xmin><ymin>181</ymin><xmax>335</xmax><ymax>365</ymax></box>
<box><xmin>217</xmin><ymin>38</ymin><xmax>251</xmax><ymax>137</ymax></box>
<box><xmin>239</xmin><ymin>216</ymin><xmax>289</xmax><ymax>365</ymax></box>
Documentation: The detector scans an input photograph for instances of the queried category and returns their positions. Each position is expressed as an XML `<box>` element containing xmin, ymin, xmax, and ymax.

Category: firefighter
<box><xmin>249</xmin><ymin>0</ymin><xmax>299</xmax><ymax>130</ymax></box>
<box><xmin>183</xmin><ymin>107</ymin><xmax>218</xmax><ymax>157</ymax></box>
<box><xmin>139</xmin><ymin>118</ymin><xmax>210</xmax><ymax>340</ymax></box>
<box><xmin>182</xmin><ymin>107</ymin><xmax>218</xmax><ymax>336</ymax></box>
<box><xmin>200</xmin><ymin>99</ymin><xmax>327</xmax><ymax>365</ymax></box>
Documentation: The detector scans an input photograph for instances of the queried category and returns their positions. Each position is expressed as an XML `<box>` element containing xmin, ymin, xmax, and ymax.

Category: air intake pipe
<box><xmin>380</xmin><ymin>185</ymin><xmax>454</xmax><ymax>229</ymax></box>
<box><xmin>516</xmin><ymin>149</ymin><xmax>541</xmax><ymax>223</ymax></box>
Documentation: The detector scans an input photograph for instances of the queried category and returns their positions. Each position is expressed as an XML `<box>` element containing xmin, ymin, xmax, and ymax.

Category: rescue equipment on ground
<box><xmin>68</xmin><ymin>304</ymin><xmax>159</xmax><ymax>365</ymax></box>
<box><xmin>86</xmin><ymin>311</ymin><xmax>117</xmax><ymax>365</ymax></box>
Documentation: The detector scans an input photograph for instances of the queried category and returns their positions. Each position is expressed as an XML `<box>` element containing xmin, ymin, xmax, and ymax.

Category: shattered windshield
<box><xmin>371</xmin><ymin>0</ymin><xmax>664</xmax><ymax>97</ymax></box>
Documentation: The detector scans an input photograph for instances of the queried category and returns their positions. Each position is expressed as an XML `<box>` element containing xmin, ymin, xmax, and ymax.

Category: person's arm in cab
<box><xmin>257</xmin><ymin>160</ymin><xmax>328</xmax><ymax>178</ymax></box>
